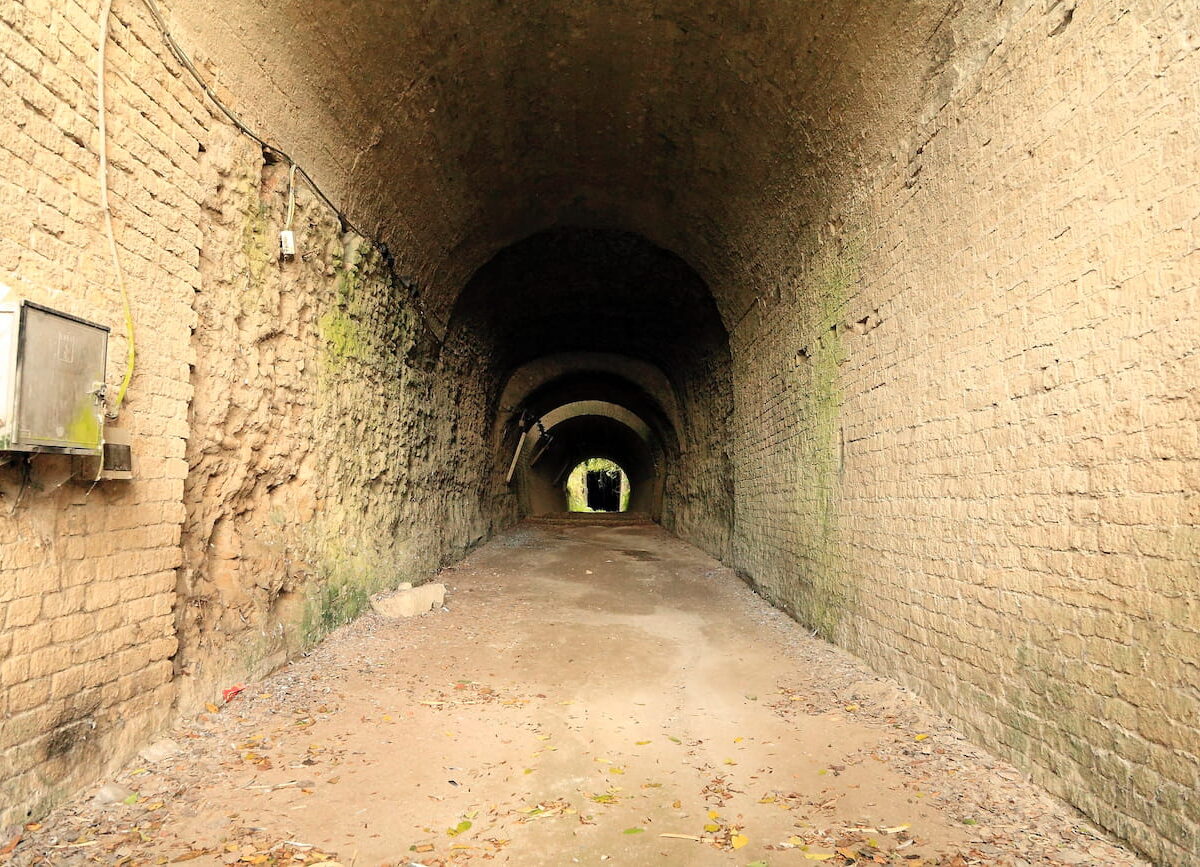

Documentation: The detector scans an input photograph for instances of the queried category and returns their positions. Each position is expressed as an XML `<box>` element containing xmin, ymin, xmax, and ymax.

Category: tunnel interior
<box><xmin>2</xmin><ymin>0</ymin><xmax>1188</xmax><ymax>860</ymax></box>
<box><xmin>443</xmin><ymin>227</ymin><xmax>734</xmax><ymax>556</ymax></box>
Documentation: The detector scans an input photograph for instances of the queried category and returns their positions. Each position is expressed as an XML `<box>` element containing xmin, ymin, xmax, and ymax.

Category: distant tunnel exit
<box><xmin>586</xmin><ymin>467</ymin><xmax>620</xmax><ymax>510</ymax></box>
<box><xmin>567</xmin><ymin>459</ymin><xmax>629</xmax><ymax>512</ymax></box>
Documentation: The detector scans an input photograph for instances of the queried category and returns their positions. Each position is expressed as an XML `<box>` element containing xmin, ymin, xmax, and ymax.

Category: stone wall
<box><xmin>176</xmin><ymin>126</ymin><xmax>493</xmax><ymax>711</ymax></box>
<box><xmin>0</xmin><ymin>0</ymin><xmax>486</xmax><ymax>830</ymax></box>
<box><xmin>730</xmin><ymin>3</ymin><xmax>1199</xmax><ymax>863</ymax></box>
<box><xmin>0</xmin><ymin>0</ymin><xmax>201</xmax><ymax>827</ymax></box>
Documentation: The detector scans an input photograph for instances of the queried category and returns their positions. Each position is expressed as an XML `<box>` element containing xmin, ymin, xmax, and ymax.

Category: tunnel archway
<box><xmin>514</xmin><ymin>400</ymin><xmax>663</xmax><ymax>517</ymax></box>
<box><xmin>441</xmin><ymin>227</ymin><xmax>734</xmax><ymax>559</ymax></box>
<box><xmin>566</xmin><ymin>458</ymin><xmax>630</xmax><ymax>512</ymax></box>
<box><xmin>15</xmin><ymin>1</ymin><xmax>1184</xmax><ymax>858</ymax></box>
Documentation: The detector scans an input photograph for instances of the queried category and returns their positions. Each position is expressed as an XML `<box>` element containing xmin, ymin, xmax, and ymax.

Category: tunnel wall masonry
<box><xmin>177</xmin><ymin>125</ymin><xmax>493</xmax><ymax>712</ymax></box>
<box><xmin>0</xmin><ymin>0</ymin><xmax>495</xmax><ymax>830</ymax></box>
<box><xmin>0</xmin><ymin>0</ymin><xmax>202</xmax><ymax>827</ymax></box>
<box><xmin>731</xmin><ymin>4</ymin><xmax>1199</xmax><ymax>863</ymax></box>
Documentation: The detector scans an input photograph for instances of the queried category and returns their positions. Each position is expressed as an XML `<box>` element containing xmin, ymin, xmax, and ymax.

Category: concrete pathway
<box><xmin>11</xmin><ymin>518</ymin><xmax>1142</xmax><ymax>866</ymax></box>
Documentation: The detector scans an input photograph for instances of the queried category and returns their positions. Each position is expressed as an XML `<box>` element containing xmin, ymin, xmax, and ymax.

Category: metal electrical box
<box><xmin>0</xmin><ymin>301</ymin><xmax>109</xmax><ymax>455</ymax></box>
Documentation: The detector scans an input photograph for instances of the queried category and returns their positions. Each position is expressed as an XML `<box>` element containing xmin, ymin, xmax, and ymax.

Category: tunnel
<box><xmin>444</xmin><ymin>227</ymin><xmax>732</xmax><ymax>546</ymax></box>
<box><xmin>1</xmin><ymin>0</ymin><xmax>1196</xmax><ymax>862</ymax></box>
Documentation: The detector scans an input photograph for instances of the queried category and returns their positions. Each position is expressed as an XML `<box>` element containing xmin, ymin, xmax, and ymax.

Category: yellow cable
<box><xmin>97</xmin><ymin>0</ymin><xmax>136</xmax><ymax>417</ymax></box>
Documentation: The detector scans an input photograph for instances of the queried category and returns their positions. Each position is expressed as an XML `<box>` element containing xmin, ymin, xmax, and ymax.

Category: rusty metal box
<box><xmin>0</xmin><ymin>301</ymin><xmax>109</xmax><ymax>455</ymax></box>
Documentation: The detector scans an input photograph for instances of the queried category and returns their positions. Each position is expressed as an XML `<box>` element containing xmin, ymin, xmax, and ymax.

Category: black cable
<box><xmin>138</xmin><ymin>0</ymin><xmax>446</xmax><ymax>346</ymax></box>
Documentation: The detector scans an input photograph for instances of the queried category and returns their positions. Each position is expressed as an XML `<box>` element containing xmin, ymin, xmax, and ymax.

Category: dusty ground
<box><xmin>7</xmin><ymin>518</ymin><xmax>1143</xmax><ymax>867</ymax></box>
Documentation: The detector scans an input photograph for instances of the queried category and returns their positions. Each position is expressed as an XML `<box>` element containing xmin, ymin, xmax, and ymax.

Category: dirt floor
<box><xmin>6</xmin><ymin>517</ymin><xmax>1144</xmax><ymax>866</ymax></box>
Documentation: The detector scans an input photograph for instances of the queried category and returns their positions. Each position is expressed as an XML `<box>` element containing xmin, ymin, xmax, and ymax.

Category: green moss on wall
<box><xmin>299</xmin><ymin>549</ymin><xmax>396</xmax><ymax>648</ymax></box>
<box><xmin>240</xmin><ymin>200</ymin><xmax>274</xmax><ymax>292</ymax></box>
<box><xmin>785</xmin><ymin>236</ymin><xmax>864</xmax><ymax>641</ymax></box>
<box><xmin>318</xmin><ymin>241</ymin><xmax>407</xmax><ymax>375</ymax></box>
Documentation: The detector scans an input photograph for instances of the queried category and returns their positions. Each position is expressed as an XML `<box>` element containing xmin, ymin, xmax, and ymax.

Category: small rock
<box><xmin>370</xmin><ymin>583</ymin><xmax>446</xmax><ymax>618</ymax></box>
<box><xmin>139</xmin><ymin>738</ymin><xmax>182</xmax><ymax>763</ymax></box>
<box><xmin>93</xmin><ymin>783</ymin><xmax>134</xmax><ymax>805</ymax></box>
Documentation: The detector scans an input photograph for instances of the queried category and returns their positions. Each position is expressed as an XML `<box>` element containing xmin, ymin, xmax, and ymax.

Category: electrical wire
<box><xmin>284</xmin><ymin>162</ymin><xmax>298</xmax><ymax>230</ymax></box>
<box><xmin>137</xmin><ymin>0</ymin><xmax>446</xmax><ymax>345</ymax></box>
<box><xmin>97</xmin><ymin>0</ymin><xmax>137</xmax><ymax>416</ymax></box>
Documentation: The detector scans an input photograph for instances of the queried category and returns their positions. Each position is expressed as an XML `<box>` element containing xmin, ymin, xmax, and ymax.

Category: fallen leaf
<box><xmin>802</xmin><ymin>853</ymin><xmax>836</xmax><ymax>861</ymax></box>
<box><xmin>447</xmin><ymin>820</ymin><xmax>472</xmax><ymax>837</ymax></box>
<box><xmin>635</xmin><ymin>740</ymin><xmax>651</xmax><ymax>745</ymax></box>
<box><xmin>623</xmin><ymin>828</ymin><xmax>644</xmax><ymax>835</ymax></box>
<box><xmin>204</xmin><ymin>703</ymin><xmax>219</xmax><ymax>714</ymax></box>
<box><xmin>731</xmin><ymin>833</ymin><xmax>749</xmax><ymax>849</ymax></box>
<box><xmin>914</xmin><ymin>734</ymin><xmax>929</xmax><ymax>742</ymax></box>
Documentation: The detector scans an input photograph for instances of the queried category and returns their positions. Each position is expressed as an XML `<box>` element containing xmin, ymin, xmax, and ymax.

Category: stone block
<box><xmin>370</xmin><ymin>583</ymin><xmax>446</xmax><ymax>619</ymax></box>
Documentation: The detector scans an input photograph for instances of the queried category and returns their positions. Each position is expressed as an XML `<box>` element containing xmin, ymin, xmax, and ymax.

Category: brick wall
<box><xmin>0</xmin><ymin>0</ymin><xmax>203</xmax><ymax>827</ymax></box>
<box><xmin>0</xmin><ymin>0</ymin><xmax>490</xmax><ymax>829</ymax></box>
<box><xmin>731</xmin><ymin>3</ymin><xmax>1199</xmax><ymax>862</ymax></box>
<box><xmin>175</xmin><ymin>124</ymin><xmax>495</xmax><ymax>712</ymax></box>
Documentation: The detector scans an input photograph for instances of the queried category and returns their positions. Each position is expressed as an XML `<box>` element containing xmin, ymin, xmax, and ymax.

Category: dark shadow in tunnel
<box><xmin>523</xmin><ymin>406</ymin><xmax>660</xmax><ymax>516</ymax></box>
<box><xmin>441</xmin><ymin>227</ymin><xmax>735</xmax><ymax>561</ymax></box>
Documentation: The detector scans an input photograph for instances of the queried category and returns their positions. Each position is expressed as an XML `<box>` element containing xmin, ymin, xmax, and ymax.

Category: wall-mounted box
<box><xmin>0</xmin><ymin>301</ymin><xmax>109</xmax><ymax>456</ymax></box>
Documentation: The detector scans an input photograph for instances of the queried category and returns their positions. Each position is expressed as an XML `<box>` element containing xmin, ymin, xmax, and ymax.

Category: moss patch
<box><xmin>298</xmin><ymin>547</ymin><xmax>405</xmax><ymax>648</ymax></box>
<box><xmin>785</xmin><ymin>235</ymin><xmax>864</xmax><ymax>641</ymax></box>
<box><xmin>318</xmin><ymin>240</ymin><xmax>411</xmax><ymax>375</ymax></box>
<box><xmin>240</xmin><ymin>199</ymin><xmax>274</xmax><ymax>293</ymax></box>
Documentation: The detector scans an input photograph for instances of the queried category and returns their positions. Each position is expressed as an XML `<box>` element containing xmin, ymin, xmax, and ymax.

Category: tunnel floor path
<box><xmin>16</xmin><ymin>518</ymin><xmax>1142</xmax><ymax>866</ymax></box>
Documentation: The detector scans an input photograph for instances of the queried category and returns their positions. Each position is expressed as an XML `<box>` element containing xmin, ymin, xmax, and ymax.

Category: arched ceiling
<box><xmin>497</xmin><ymin>353</ymin><xmax>681</xmax><ymax>434</ymax></box>
<box><xmin>165</xmin><ymin>0</ymin><xmax>995</xmax><ymax>325</ymax></box>
<box><xmin>540</xmin><ymin>402</ymin><xmax>653</xmax><ymax>445</ymax></box>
